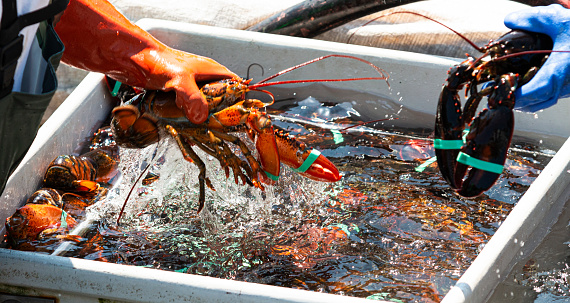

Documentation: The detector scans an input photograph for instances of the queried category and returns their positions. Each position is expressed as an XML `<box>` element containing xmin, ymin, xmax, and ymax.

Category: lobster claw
<box><xmin>296</xmin><ymin>150</ymin><xmax>341</xmax><ymax>182</ymax></box>
<box><xmin>275</xmin><ymin>130</ymin><xmax>340</xmax><ymax>182</ymax></box>
<box><xmin>434</xmin><ymin>63</ymin><xmax>473</xmax><ymax>189</ymax></box>
<box><xmin>434</xmin><ymin>83</ymin><xmax>464</xmax><ymax>189</ymax></box>
<box><xmin>455</xmin><ymin>107</ymin><xmax>514</xmax><ymax>197</ymax></box>
<box><xmin>454</xmin><ymin>75</ymin><xmax>517</xmax><ymax>197</ymax></box>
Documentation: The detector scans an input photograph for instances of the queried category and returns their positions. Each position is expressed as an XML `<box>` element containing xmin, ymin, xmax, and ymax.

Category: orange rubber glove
<box><xmin>54</xmin><ymin>0</ymin><xmax>239</xmax><ymax>124</ymax></box>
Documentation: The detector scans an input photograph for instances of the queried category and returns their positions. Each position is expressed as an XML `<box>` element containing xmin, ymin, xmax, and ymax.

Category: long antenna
<box><xmin>347</xmin><ymin>11</ymin><xmax>484</xmax><ymax>52</ymax></box>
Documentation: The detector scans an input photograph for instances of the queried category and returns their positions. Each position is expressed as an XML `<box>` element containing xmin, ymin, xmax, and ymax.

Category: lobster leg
<box><xmin>207</xmin><ymin>99</ymin><xmax>281</xmax><ymax>184</ymax></box>
<box><xmin>182</xmin><ymin>126</ymin><xmax>259</xmax><ymax>189</ymax></box>
<box><xmin>455</xmin><ymin>74</ymin><xmax>517</xmax><ymax>197</ymax></box>
<box><xmin>207</xmin><ymin>129</ymin><xmax>264</xmax><ymax>190</ymax></box>
<box><xmin>274</xmin><ymin>129</ymin><xmax>340</xmax><ymax>182</ymax></box>
<box><xmin>217</xmin><ymin>142</ymin><xmax>256</xmax><ymax>187</ymax></box>
<box><xmin>165</xmin><ymin>125</ymin><xmax>213</xmax><ymax>213</ymax></box>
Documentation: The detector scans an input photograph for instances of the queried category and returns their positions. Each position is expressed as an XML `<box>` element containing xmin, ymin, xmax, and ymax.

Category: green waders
<box><xmin>0</xmin><ymin>21</ymin><xmax>64</xmax><ymax>194</ymax></box>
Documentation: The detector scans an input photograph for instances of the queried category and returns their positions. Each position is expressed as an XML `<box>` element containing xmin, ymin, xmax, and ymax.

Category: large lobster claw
<box><xmin>454</xmin><ymin>74</ymin><xmax>517</xmax><ymax>197</ymax></box>
<box><xmin>455</xmin><ymin>107</ymin><xmax>514</xmax><ymax>197</ymax></box>
<box><xmin>435</xmin><ymin>59</ymin><xmax>517</xmax><ymax>197</ymax></box>
<box><xmin>434</xmin><ymin>63</ymin><xmax>473</xmax><ymax>189</ymax></box>
<box><xmin>275</xmin><ymin>130</ymin><xmax>340</xmax><ymax>182</ymax></box>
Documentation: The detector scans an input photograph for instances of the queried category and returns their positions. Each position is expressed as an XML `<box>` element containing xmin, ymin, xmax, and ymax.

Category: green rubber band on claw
<box><xmin>264</xmin><ymin>171</ymin><xmax>279</xmax><ymax>181</ymax></box>
<box><xmin>111</xmin><ymin>81</ymin><xmax>122</xmax><ymax>97</ymax></box>
<box><xmin>456</xmin><ymin>152</ymin><xmax>504</xmax><ymax>174</ymax></box>
<box><xmin>60</xmin><ymin>209</ymin><xmax>68</xmax><ymax>229</ymax></box>
<box><xmin>433</xmin><ymin>139</ymin><xmax>464</xmax><ymax>150</ymax></box>
<box><xmin>415</xmin><ymin>156</ymin><xmax>438</xmax><ymax>173</ymax></box>
<box><xmin>292</xmin><ymin>149</ymin><xmax>321</xmax><ymax>173</ymax></box>
<box><xmin>331</xmin><ymin>129</ymin><xmax>344</xmax><ymax>144</ymax></box>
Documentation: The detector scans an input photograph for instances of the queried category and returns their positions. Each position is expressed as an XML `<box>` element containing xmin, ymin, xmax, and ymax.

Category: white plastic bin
<box><xmin>1</xmin><ymin>19</ymin><xmax>568</xmax><ymax>303</ymax></box>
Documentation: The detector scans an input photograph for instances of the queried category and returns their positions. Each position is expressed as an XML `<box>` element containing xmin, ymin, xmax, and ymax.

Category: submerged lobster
<box><xmin>43</xmin><ymin>148</ymin><xmax>119</xmax><ymax>193</ymax></box>
<box><xmin>435</xmin><ymin>30</ymin><xmax>552</xmax><ymax>197</ymax></box>
<box><xmin>5</xmin><ymin>131</ymin><xmax>118</xmax><ymax>249</ymax></box>
<box><xmin>109</xmin><ymin>54</ymin><xmax>389</xmax><ymax>213</ymax></box>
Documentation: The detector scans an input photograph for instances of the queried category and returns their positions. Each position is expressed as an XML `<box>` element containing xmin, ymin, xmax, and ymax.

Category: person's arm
<box><xmin>54</xmin><ymin>0</ymin><xmax>239</xmax><ymax>124</ymax></box>
<box><xmin>504</xmin><ymin>4</ymin><xmax>570</xmax><ymax>112</ymax></box>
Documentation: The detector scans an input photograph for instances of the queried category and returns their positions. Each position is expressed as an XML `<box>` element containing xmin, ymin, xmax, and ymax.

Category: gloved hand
<box><xmin>504</xmin><ymin>4</ymin><xmax>570</xmax><ymax>112</ymax></box>
<box><xmin>55</xmin><ymin>0</ymin><xmax>238</xmax><ymax>124</ymax></box>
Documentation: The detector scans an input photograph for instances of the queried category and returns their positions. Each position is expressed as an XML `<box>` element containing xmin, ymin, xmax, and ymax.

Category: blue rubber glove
<box><xmin>504</xmin><ymin>4</ymin><xmax>570</xmax><ymax>112</ymax></box>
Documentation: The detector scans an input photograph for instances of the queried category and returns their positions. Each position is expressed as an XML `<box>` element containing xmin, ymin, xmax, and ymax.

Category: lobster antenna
<box><xmin>116</xmin><ymin>162</ymin><xmax>151</xmax><ymax>225</ymax></box>
<box><xmin>339</xmin><ymin>117</ymin><xmax>399</xmax><ymax>132</ymax></box>
<box><xmin>249</xmin><ymin>88</ymin><xmax>276</xmax><ymax>106</ymax></box>
<box><xmin>474</xmin><ymin>49</ymin><xmax>570</xmax><ymax>72</ymax></box>
<box><xmin>491</xmin><ymin>49</ymin><xmax>570</xmax><ymax>62</ymax></box>
<box><xmin>250</xmin><ymin>76</ymin><xmax>389</xmax><ymax>89</ymax></box>
<box><xmin>252</xmin><ymin>54</ymin><xmax>390</xmax><ymax>86</ymax></box>
<box><xmin>347</xmin><ymin>11</ymin><xmax>484</xmax><ymax>53</ymax></box>
<box><xmin>116</xmin><ymin>141</ymin><xmax>160</xmax><ymax>225</ymax></box>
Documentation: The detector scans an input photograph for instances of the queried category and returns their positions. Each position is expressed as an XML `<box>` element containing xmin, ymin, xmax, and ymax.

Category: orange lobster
<box><xmin>109</xmin><ymin>54</ymin><xmax>389</xmax><ymax>214</ymax></box>
<box><xmin>5</xmin><ymin>202</ymin><xmax>80</xmax><ymax>249</ymax></box>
